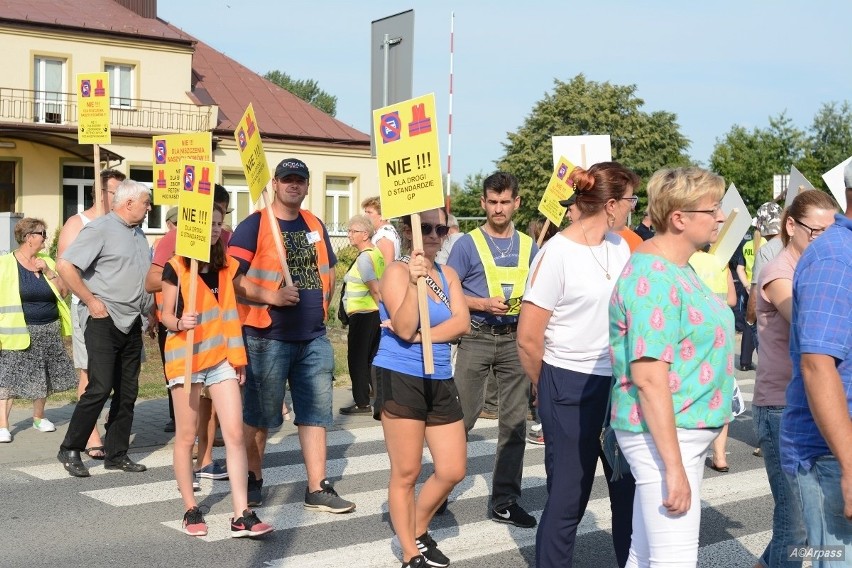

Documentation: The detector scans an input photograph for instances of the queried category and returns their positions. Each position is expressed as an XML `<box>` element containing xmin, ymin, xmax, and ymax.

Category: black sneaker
<box><xmin>339</xmin><ymin>404</ymin><xmax>372</xmax><ymax>415</ymax></box>
<box><xmin>491</xmin><ymin>503</ymin><xmax>537</xmax><ymax>528</ymax></box>
<box><xmin>247</xmin><ymin>471</ymin><xmax>263</xmax><ymax>507</ymax></box>
<box><xmin>182</xmin><ymin>506</ymin><xmax>207</xmax><ymax>536</ymax></box>
<box><xmin>401</xmin><ymin>556</ymin><xmax>427</xmax><ymax>568</ymax></box>
<box><xmin>416</xmin><ymin>532</ymin><xmax>450</xmax><ymax>567</ymax></box>
<box><xmin>304</xmin><ymin>478</ymin><xmax>356</xmax><ymax>513</ymax></box>
<box><xmin>230</xmin><ymin>509</ymin><xmax>273</xmax><ymax>538</ymax></box>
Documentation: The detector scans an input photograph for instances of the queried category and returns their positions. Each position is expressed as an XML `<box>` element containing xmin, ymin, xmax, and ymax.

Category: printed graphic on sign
<box><xmin>151</xmin><ymin>132</ymin><xmax>212</xmax><ymax>205</ymax></box>
<box><xmin>76</xmin><ymin>72</ymin><xmax>111</xmax><ymax>144</ymax></box>
<box><xmin>380</xmin><ymin>112</ymin><xmax>402</xmax><ymax>144</ymax></box>
<box><xmin>372</xmin><ymin>94</ymin><xmax>444</xmax><ymax>220</ymax></box>
<box><xmin>408</xmin><ymin>103</ymin><xmax>432</xmax><ymax>136</ymax></box>
<box><xmin>176</xmin><ymin>160</ymin><xmax>216</xmax><ymax>263</ymax></box>
<box><xmin>234</xmin><ymin>103</ymin><xmax>270</xmax><ymax>203</ymax></box>
<box><xmin>537</xmin><ymin>156</ymin><xmax>577</xmax><ymax>227</ymax></box>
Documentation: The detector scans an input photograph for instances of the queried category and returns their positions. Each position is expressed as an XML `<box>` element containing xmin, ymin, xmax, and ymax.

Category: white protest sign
<box><xmin>710</xmin><ymin>183</ymin><xmax>752</xmax><ymax>266</ymax></box>
<box><xmin>822</xmin><ymin>155</ymin><xmax>851</xmax><ymax>212</ymax></box>
<box><xmin>551</xmin><ymin>135</ymin><xmax>611</xmax><ymax>169</ymax></box>
<box><xmin>784</xmin><ymin>165</ymin><xmax>815</xmax><ymax>210</ymax></box>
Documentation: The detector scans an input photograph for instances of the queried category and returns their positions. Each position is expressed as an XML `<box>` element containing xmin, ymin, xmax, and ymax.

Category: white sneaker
<box><xmin>33</xmin><ymin>418</ymin><xmax>56</xmax><ymax>432</ymax></box>
<box><xmin>0</xmin><ymin>428</ymin><xmax>11</xmax><ymax>442</ymax></box>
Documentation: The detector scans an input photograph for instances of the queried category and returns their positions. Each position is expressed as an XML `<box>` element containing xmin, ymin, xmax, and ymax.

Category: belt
<box><xmin>471</xmin><ymin>321</ymin><xmax>518</xmax><ymax>335</ymax></box>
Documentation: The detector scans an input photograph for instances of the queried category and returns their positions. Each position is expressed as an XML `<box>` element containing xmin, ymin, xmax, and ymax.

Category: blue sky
<box><xmin>160</xmin><ymin>1</ymin><xmax>851</xmax><ymax>186</ymax></box>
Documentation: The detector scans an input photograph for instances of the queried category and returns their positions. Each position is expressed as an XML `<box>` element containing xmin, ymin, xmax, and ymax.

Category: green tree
<box><xmin>709</xmin><ymin>112</ymin><xmax>807</xmax><ymax>210</ymax></box>
<box><xmin>263</xmin><ymin>70</ymin><xmax>338</xmax><ymax>117</ymax></box>
<box><xmin>498</xmin><ymin>74</ymin><xmax>691</xmax><ymax>227</ymax></box>
<box><xmin>798</xmin><ymin>101</ymin><xmax>852</xmax><ymax>188</ymax></box>
<box><xmin>447</xmin><ymin>172</ymin><xmax>486</xmax><ymax>231</ymax></box>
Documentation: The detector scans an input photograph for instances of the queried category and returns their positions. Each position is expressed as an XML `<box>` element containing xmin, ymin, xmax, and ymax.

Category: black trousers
<box><xmin>157</xmin><ymin>322</ymin><xmax>174</xmax><ymax>420</ymax></box>
<box><xmin>346</xmin><ymin>311</ymin><xmax>381</xmax><ymax>407</ymax></box>
<box><xmin>61</xmin><ymin>316</ymin><xmax>142</xmax><ymax>460</ymax></box>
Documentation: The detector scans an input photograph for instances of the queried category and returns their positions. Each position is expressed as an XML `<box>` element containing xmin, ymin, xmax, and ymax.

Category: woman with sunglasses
<box><xmin>609</xmin><ymin>167</ymin><xmax>735</xmax><ymax>567</ymax></box>
<box><xmin>753</xmin><ymin>189</ymin><xmax>836</xmax><ymax>568</ymax></box>
<box><xmin>517</xmin><ymin>162</ymin><xmax>639</xmax><ymax>568</ymax></box>
<box><xmin>373</xmin><ymin>208</ymin><xmax>470</xmax><ymax>568</ymax></box>
<box><xmin>0</xmin><ymin>218</ymin><xmax>76</xmax><ymax>443</ymax></box>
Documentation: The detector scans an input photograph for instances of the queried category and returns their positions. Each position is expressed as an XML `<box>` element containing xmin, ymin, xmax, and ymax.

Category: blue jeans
<box><xmin>753</xmin><ymin>405</ymin><xmax>807</xmax><ymax>567</ymax></box>
<box><xmin>243</xmin><ymin>334</ymin><xmax>334</xmax><ymax>428</ymax></box>
<box><xmin>787</xmin><ymin>456</ymin><xmax>852</xmax><ymax>568</ymax></box>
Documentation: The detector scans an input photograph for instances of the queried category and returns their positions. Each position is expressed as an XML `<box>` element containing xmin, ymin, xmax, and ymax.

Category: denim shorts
<box><xmin>243</xmin><ymin>334</ymin><xmax>334</xmax><ymax>429</ymax></box>
<box><xmin>167</xmin><ymin>359</ymin><xmax>237</xmax><ymax>390</ymax></box>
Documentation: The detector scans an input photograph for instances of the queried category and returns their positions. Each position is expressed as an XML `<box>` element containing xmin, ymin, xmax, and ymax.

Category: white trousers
<box><xmin>616</xmin><ymin>428</ymin><xmax>720</xmax><ymax>568</ymax></box>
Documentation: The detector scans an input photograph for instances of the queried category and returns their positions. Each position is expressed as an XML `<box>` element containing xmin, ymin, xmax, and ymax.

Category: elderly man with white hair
<box><xmin>56</xmin><ymin>179</ymin><xmax>154</xmax><ymax>478</ymax></box>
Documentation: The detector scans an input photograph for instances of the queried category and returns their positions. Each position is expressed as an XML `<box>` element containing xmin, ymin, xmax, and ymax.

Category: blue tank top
<box><xmin>372</xmin><ymin>265</ymin><xmax>453</xmax><ymax>379</ymax></box>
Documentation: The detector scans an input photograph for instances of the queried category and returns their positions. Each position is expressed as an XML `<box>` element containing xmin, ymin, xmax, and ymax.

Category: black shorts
<box><xmin>372</xmin><ymin>366</ymin><xmax>464</xmax><ymax>426</ymax></box>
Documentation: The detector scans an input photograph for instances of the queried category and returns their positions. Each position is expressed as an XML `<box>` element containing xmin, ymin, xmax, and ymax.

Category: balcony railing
<box><xmin>0</xmin><ymin>87</ymin><xmax>216</xmax><ymax>133</ymax></box>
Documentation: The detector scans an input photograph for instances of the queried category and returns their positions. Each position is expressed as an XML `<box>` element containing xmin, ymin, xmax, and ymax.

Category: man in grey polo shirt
<box><xmin>56</xmin><ymin>179</ymin><xmax>154</xmax><ymax>477</ymax></box>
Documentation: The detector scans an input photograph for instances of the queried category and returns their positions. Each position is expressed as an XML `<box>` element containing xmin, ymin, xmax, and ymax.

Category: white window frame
<box><xmin>34</xmin><ymin>56</ymin><xmax>66</xmax><ymax>124</ymax></box>
<box><xmin>105</xmin><ymin>63</ymin><xmax>134</xmax><ymax>109</ymax></box>
<box><xmin>324</xmin><ymin>177</ymin><xmax>353</xmax><ymax>236</ymax></box>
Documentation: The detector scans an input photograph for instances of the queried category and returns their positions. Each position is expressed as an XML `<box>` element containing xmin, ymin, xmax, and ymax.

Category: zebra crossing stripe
<box><xmin>81</xmin><ymin>437</ymin><xmax>545</xmax><ymax>507</ymax></box>
<box><xmin>13</xmin><ymin>421</ymin><xmax>497</xmax><ymax>481</ymax></box>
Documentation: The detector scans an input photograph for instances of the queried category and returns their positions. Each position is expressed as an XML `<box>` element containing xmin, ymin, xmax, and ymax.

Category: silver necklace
<box><xmin>578</xmin><ymin>221</ymin><xmax>610</xmax><ymax>279</ymax></box>
<box><xmin>483</xmin><ymin>227</ymin><xmax>515</xmax><ymax>259</ymax></box>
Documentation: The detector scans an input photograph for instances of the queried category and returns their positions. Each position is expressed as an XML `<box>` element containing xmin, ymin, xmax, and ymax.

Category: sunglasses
<box><xmin>421</xmin><ymin>223</ymin><xmax>450</xmax><ymax>237</ymax></box>
<box><xmin>28</xmin><ymin>230</ymin><xmax>48</xmax><ymax>238</ymax></box>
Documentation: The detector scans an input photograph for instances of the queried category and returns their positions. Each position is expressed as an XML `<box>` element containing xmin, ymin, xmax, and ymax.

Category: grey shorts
<box><xmin>71</xmin><ymin>304</ymin><xmax>87</xmax><ymax>370</ymax></box>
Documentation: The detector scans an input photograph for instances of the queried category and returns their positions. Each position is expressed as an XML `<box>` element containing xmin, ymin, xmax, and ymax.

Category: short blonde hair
<box><xmin>361</xmin><ymin>196</ymin><xmax>381</xmax><ymax>214</ymax></box>
<box><xmin>647</xmin><ymin>167</ymin><xmax>725</xmax><ymax>233</ymax></box>
<box><xmin>348</xmin><ymin>214</ymin><xmax>375</xmax><ymax>238</ymax></box>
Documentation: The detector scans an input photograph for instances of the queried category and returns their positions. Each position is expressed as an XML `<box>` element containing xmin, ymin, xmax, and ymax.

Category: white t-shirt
<box><xmin>523</xmin><ymin>232</ymin><xmax>630</xmax><ymax>375</ymax></box>
<box><xmin>371</xmin><ymin>223</ymin><xmax>401</xmax><ymax>260</ymax></box>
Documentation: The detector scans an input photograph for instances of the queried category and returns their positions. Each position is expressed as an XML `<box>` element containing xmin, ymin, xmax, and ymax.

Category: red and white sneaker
<box><xmin>230</xmin><ymin>509</ymin><xmax>273</xmax><ymax>538</ymax></box>
<box><xmin>182</xmin><ymin>506</ymin><xmax>208</xmax><ymax>536</ymax></box>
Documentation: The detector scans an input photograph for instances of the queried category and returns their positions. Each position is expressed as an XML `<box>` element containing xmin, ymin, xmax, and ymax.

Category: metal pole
<box><xmin>382</xmin><ymin>33</ymin><xmax>389</xmax><ymax>107</ymax></box>
<box><xmin>446</xmin><ymin>12</ymin><xmax>455</xmax><ymax>212</ymax></box>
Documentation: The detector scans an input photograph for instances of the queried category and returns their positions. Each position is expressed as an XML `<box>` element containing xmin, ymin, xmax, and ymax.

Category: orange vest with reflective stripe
<box><xmin>163</xmin><ymin>256</ymin><xmax>247</xmax><ymax>380</ymax></box>
<box><xmin>230</xmin><ymin>208</ymin><xmax>332</xmax><ymax>328</ymax></box>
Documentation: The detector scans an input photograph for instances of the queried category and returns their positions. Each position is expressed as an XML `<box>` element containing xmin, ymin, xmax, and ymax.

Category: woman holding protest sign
<box><xmin>373</xmin><ymin>207</ymin><xmax>470</xmax><ymax>568</ymax></box>
<box><xmin>161</xmin><ymin>204</ymin><xmax>280</xmax><ymax>538</ymax></box>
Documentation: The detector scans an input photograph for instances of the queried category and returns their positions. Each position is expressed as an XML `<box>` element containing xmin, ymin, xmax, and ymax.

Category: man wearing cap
<box><xmin>56</xmin><ymin>168</ymin><xmax>126</xmax><ymax>459</ymax></box>
<box><xmin>740</xmin><ymin>202</ymin><xmax>784</xmax><ymax>371</ymax></box>
<box><xmin>447</xmin><ymin>171</ymin><xmax>539</xmax><ymax>528</ymax></box>
<box><xmin>228</xmin><ymin>158</ymin><xmax>355</xmax><ymax>513</ymax></box>
<box><xmin>781</xmin><ymin>161</ymin><xmax>852</xmax><ymax>549</ymax></box>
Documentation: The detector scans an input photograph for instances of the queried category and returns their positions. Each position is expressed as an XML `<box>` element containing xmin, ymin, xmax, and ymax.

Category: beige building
<box><xmin>0</xmin><ymin>0</ymin><xmax>376</xmax><ymax>249</ymax></box>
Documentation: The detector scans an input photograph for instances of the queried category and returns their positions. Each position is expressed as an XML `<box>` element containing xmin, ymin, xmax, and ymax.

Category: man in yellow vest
<box><xmin>228</xmin><ymin>158</ymin><xmax>355</xmax><ymax>514</ymax></box>
<box><xmin>447</xmin><ymin>171</ymin><xmax>539</xmax><ymax>528</ymax></box>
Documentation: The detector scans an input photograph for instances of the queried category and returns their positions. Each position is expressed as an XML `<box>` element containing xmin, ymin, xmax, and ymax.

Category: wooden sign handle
<box><xmin>708</xmin><ymin>208</ymin><xmax>738</xmax><ymax>255</ymax></box>
<box><xmin>261</xmin><ymin>185</ymin><xmax>294</xmax><ymax>288</ymax></box>
<box><xmin>536</xmin><ymin>219</ymin><xmax>551</xmax><ymax>247</ymax></box>
<box><xmin>410</xmin><ymin>212</ymin><xmax>435</xmax><ymax>375</ymax></box>
<box><xmin>93</xmin><ymin>144</ymin><xmax>103</xmax><ymax>216</ymax></box>
<box><xmin>183</xmin><ymin>259</ymin><xmax>199</xmax><ymax>403</ymax></box>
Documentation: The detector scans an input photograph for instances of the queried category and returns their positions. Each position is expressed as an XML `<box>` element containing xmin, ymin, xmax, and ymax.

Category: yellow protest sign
<box><xmin>152</xmin><ymin>132</ymin><xmax>212</xmax><ymax>205</ymax></box>
<box><xmin>175</xmin><ymin>160</ymin><xmax>216</xmax><ymax>263</ymax></box>
<box><xmin>537</xmin><ymin>156</ymin><xmax>577</xmax><ymax>226</ymax></box>
<box><xmin>234</xmin><ymin>104</ymin><xmax>270</xmax><ymax>203</ymax></box>
<box><xmin>373</xmin><ymin>93</ymin><xmax>444</xmax><ymax>219</ymax></box>
<box><xmin>76</xmin><ymin>73</ymin><xmax>111</xmax><ymax>144</ymax></box>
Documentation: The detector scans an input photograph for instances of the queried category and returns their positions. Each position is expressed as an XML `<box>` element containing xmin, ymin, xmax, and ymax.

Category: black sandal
<box><xmin>85</xmin><ymin>446</ymin><xmax>105</xmax><ymax>460</ymax></box>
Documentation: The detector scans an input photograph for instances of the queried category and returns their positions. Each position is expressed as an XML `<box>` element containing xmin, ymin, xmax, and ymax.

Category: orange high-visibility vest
<box><xmin>163</xmin><ymin>256</ymin><xmax>247</xmax><ymax>380</ymax></box>
<box><xmin>229</xmin><ymin>208</ymin><xmax>332</xmax><ymax>328</ymax></box>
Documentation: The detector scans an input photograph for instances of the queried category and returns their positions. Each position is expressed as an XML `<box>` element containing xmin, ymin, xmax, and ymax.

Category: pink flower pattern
<box><xmin>610</xmin><ymin>254</ymin><xmax>734</xmax><ymax>433</ymax></box>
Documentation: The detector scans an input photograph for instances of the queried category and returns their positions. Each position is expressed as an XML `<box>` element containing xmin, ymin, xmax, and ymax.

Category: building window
<box><xmin>61</xmin><ymin>164</ymin><xmax>95</xmax><ymax>223</ymax></box>
<box><xmin>34</xmin><ymin>57</ymin><xmax>65</xmax><ymax>124</ymax></box>
<box><xmin>324</xmin><ymin>177</ymin><xmax>353</xmax><ymax>236</ymax></box>
<box><xmin>105</xmin><ymin>64</ymin><xmax>134</xmax><ymax>108</ymax></box>
<box><xmin>129</xmin><ymin>167</ymin><xmax>163</xmax><ymax>232</ymax></box>
<box><xmin>0</xmin><ymin>161</ymin><xmax>16</xmax><ymax>213</ymax></box>
<box><xmin>222</xmin><ymin>171</ymin><xmax>250</xmax><ymax>229</ymax></box>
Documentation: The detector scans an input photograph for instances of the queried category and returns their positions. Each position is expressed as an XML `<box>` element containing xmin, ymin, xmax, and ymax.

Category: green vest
<box><xmin>343</xmin><ymin>247</ymin><xmax>385</xmax><ymax>314</ymax></box>
<box><xmin>469</xmin><ymin>228</ymin><xmax>533</xmax><ymax>316</ymax></box>
<box><xmin>0</xmin><ymin>252</ymin><xmax>72</xmax><ymax>350</ymax></box>
<box><xmin>742</xmin><ymin>237</ymin><xmax>766</xmax><ymax>282</ymax></box>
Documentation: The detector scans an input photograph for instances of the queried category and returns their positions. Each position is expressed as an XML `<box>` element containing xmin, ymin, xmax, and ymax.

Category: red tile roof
<box><xmin>190</xmin><ymin>40</ymin><xmax>369</xmax><ymax>146</ymax></box>
<box><xmin>0</xmin><ymin>0</ymin><xmax>193</xmax><ymax>44</ymax></box>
